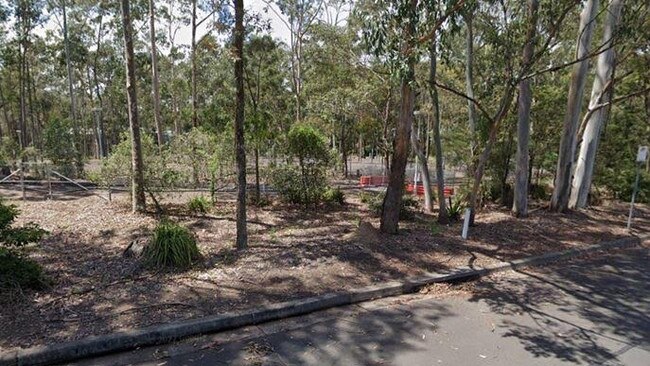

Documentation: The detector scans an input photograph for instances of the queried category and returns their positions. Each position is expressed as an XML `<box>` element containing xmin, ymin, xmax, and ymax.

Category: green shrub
<box><xmin>270</xmin><ymin>165</ymin><xmax>326</xmax><ymax>205</ymax></box>
<box><xmin>0</xmin><ymin>247</ymin><xmax>47</xmax><ymax>291</ymax></box>
<box><xmin>447</xmin><ymin>197</ymin><xmax>466</xmax><ymax>222</ymax></box>
<box><xmin>248</xmin><ymin>194</ymin><xmax>271</xmax><ymax>207</ymax></box>
<box><xmin>323</xmin><ymin>187</ymin><xmax>345</xmax><ymax>205</ymax></box>
<box><xmin>367</xmin><ymin>192</ymin><xmax>418</xmax><ymax>220</ymax></box>
<box><xmin>286</xmin><ymin>124</ymin><xmax>330</xmax><ymax>168</ymax></box>
<box><xmin>144</xmin><ymin>221</ymin><xmax>200</xmax><ymax>268</ymax></box>
<box><xmin>0</xmin><ymin>200</ymin><xmax>47</xmax><ymax>247</ymax></box>
<box><xmin>0</xmin><ymin>200</ymin><xmax>48</xmax><ymax>292</ymax></box>
<box><xmin>43</xmin><ymin>118</ymin><xmax>79</xmax><ymax>177</ymax></box>
<box><xmin>529</xmin><ymin>184</ymin><xmax>549</xmax><ymax>200</ymax></box>
<box><xmin>188</xmin><ymin>196</ymin><xmax>211</xmax><ymax>215</ymax></box>
<box><xmin>359</xmin><ymin>191</ymin><xmax>374</xmax><ymax>204</ymax></box>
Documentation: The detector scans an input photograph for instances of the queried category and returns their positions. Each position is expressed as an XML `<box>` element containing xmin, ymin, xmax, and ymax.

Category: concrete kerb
<box><xmin>0</xmin><ymin>235</ymin><xmax>641</xmax><ymax>366</ymax></box>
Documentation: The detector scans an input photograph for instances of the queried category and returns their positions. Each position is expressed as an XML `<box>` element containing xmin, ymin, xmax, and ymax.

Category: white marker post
<box><xmin>462</xmin><ymin>208</ymin><xmax>471</xmax><ymax>239</ymax></box>
<box><xmin>627</xmin><ymin>146</ymin><xmax>648</xmax><ymax>231</ymax></box>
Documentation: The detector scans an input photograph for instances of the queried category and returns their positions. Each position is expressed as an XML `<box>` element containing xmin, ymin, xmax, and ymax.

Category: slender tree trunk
<box><xmin>234</xmin><ymin>0</ymin><xmax>248</xmax><ymax>250</ymax></box>
<box><xmin>25</xmin><ymin>60</ymin><xmax>37</xmax><ymax>149</ymax></box>
<box><xmin>382</xmin><ymin>88</ymin><xmax>392</xmax><ymax>174</ymax></box>
<box><xmin>121</xmin><ymin>0</ymin><xmax>146</xmax><ymax>213</ymax></box>
<box><xmin>92</xmin><ymin>10</ymin><xmax>106</xmax><ymax>157</ymax></box>
<box><xmin>570</xmin><ymin>0</ymin><xmax>623</xmax><ymax>209</ymax></box>
<box><xmin>380</xmin><ymin>0</ymin><xmax>417</xmax><ymax>234</ymax></box>
<box><xmin>429</xmin><ymin>40</ymin><xmax>448</xmax><ymax>224</ymax></box>
<box><xmin>468</xmin><ymin>87</ymin><xmax>517</xmax><ymax>224</ymax></box>
<box><xmin>512</xmin><ymin>0</ymin><xmax>539</xmax><ymax>218</ymax></box>
<box><xmin>62</xmin><ymin>0</ymin><xmax>83</xmax><ymax>173</ymax></box>
<box><xmin>0</xmin><ymin>79</ymin><xmax>9</xmax><ymax>138</ymax></box>
<box><xmin>149</xmin><ymin>0</ymin><xmax>164</xmax><ymax>148</ymax></box>
<box><xmin>550</xmin><ymin>0</ymin><xmax>600</xmax><ymax>212</ymax></box>
<box><xmin>19</xmin><ymin>38</ymin><xmax>27</xmax><ymax>149</ymax></box>
<box><xmin>295</xmin><ymin>38</ymin><xmax>302</xmax><ymax>123</ymax></box>
<box><xmin>340</xmin><ymin>121</ymin><xmax>348</xmax><ymax>177</ymax></box>
<box><xmin>191</xmin><ymin>0</ymin><xmax>198</xmax><ymax>127</ymax></box>
<box><xmin>464</xmin><ymin>14</ymin><xmax>477</xmax><ymax>161</ymax></box>
<box><xmin>254</xmin><ymin>146</ymin><xmax>260</xmax><ymax>201</ymax></box>
<box><xmin>411</xmin><ymin>122</ymin><xmax>434</xmax><ymax>212</ymax></box>
<box><xmin>501</xmin><ymin>129</ymin><xmax>515</xmax><ymax>205</ymax></box>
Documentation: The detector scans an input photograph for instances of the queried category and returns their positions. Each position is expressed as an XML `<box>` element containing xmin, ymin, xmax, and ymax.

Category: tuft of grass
<box><xmin>359</xmin><ymin>191</ymin><xmax>374</xmax><ymax>204</ymax></box>
<box><xmin>322</xmin><ymin>187</ymin><xmax>345</xmax><ymax>205</ymax></box>
<box><xmin>447</xmin><ymin>198</ymin><xmax>466</xmax><ymax>222</ymax></box>
<box><xmin>430</xmin><ymin>223</ymin><xmax>442</xmax><ymax>235</ymax></box>
<box><xmin>187</xmin><ymin>196</ymin><xmax>211</xmax><ymax>215</ymax></box>
<box><xmin>143</xmin><ymin>221</ymin><xmax>200</xmax><ymax>268</ymax></box>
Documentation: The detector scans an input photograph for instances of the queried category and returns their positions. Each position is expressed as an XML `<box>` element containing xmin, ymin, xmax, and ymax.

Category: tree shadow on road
<box><xmin>466</xmin><ymin>249</ymin><xmax>650</xmax><ymax>365</ymax></box>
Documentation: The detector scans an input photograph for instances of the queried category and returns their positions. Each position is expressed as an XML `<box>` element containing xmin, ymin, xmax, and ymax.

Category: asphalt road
<box><xmin>73</xmin><ymin>247</ymin><xmax>650</xmax><ymax>366</ymax></box>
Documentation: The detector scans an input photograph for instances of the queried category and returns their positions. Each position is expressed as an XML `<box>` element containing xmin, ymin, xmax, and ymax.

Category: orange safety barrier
<box><xmin>359</xmin><ymin>176</ymin><xmax>388</xmax><ymax>187</ymax></box>
<box><xmin>406</xmin><ymin>184</ymin><xmax>455</xmax><ymax>197</ymax></box>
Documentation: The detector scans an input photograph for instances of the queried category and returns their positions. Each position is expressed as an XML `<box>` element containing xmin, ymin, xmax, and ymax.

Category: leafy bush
<box><xmin>529</xmin><ymin>184</ymin><xmax>549</xmax><ymax>200</ymax></box>
<box><xmin>248</xmin><ymin>194</ymin><xmax>271</xmax><ymax>207</ymax></box>
<box><xmin>0</xmin><ymin>137</ymin><xmax>19</xmax><ymax>164</ymax></box>
<box><xmin>323</xmin><ymin>187</ymin><xmax>345</xmax><ymax>205</ymax></box>
<box><xmin>188</xmin><ymin>196</ymin><xmax>211</xmax><ymax>215</ymax></box>
<box><xmin>366</xmin><ymin>192</ymin><xmax>418</xmax><ymax>220</ymax></box>
<box><xmin>143</xmin><ymin>221</ymin><xmax>200</xmax><ymax>268</ymax></box>
<box><xmin>43</xmin><ymin>118</ymin><xmax>79</xmax><ymax>176</ymax></box>
<box><xmin>0</xmin><ymin>200</ymin><xmax>47</xmax><ymax>247</ymax></box>
<box><xmin>286</xmin><ymin>124</ymin><xmax>330</xmax><ymax>168</ymax></box>
<box><xmin>0</xmin><ymin>247</ymin><xmax>47</xmax><ymax>291</ymax></box>
<box><xmin>0</xmin><ymin>199</ymin><xmax>48</xmax><ymax>292</ymax></box>
<box><xmin>270</xmin><ymin>165</ymin><xmax>326</xmax><ymax>205</ymax></box>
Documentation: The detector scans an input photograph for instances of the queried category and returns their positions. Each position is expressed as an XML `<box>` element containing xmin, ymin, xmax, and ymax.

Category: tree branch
<box><xmin>417</xmin><ymin>0</ymin><xmax>468</xmax><ymax>45</ymax></box>
<box><xmin>433</xmin><ymin>81</ymin><xmax>493</xmax><ymax>123</ymax></box>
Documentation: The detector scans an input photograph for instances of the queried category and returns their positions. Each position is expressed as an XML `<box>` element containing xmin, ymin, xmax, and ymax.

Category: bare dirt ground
<box><xmin>0</xmin><ymin>184</ymin><xmax>648</xmax><ymax>351</ymax></box>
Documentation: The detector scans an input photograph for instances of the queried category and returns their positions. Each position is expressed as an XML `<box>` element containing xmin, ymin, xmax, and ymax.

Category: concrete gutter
<box><xmin>0</xmin><ymin>236</ymin><xmax>641</xmax><ymax>366</ymax></box>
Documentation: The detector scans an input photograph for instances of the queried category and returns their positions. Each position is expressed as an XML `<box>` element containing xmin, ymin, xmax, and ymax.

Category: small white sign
<box><xmin>637</xmin><ymin>146</ymin><xmax>649</xmax><ymax>163</ymax></box>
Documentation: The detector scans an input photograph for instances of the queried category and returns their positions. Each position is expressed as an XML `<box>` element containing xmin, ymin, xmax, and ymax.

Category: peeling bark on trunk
<box><xmin>121</xmin><ymin>0</ymin><xmax>146</xmax><ymax>213</ymax></box>
<box><xmin>380</xmin><ymin>0</ymin><xmax>417</xmax><ymax>234</ymax></box>
<box><xmin>512</xmin><ymin>0</ymin><xmax>539</xmax><ymax>218</ymax></box>
<box><xmin>570</xmin><ymin>0</ymin><xmax>623</xmax><ymax>209</ymax></box>
<box><xmin>550</xmin><ymin>0</ymin><xmax>600</xmax><ymax>212</ymax></box>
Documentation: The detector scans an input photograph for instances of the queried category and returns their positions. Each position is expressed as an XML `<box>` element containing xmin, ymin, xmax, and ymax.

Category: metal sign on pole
<box><xmin>627</xmin><ymin>146</ymin><xmax>648</xmax><ymax>230</ymax></box>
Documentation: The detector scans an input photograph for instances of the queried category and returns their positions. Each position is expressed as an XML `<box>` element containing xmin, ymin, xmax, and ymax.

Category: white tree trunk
<box><xmin>512</xmin><ymin>0</ymin><xmax>539</xmax><ymax>218</ymax></box>
<box><xmin>464</xmin><ymin>14</ymin><xmax>477</xmax><ymax>159</ymax></box>
<box><xmin>411</xmin><ymin>123</ymin><xmax>434</xmax><ymax>212</ymax></box>
<box><xmin>550</xmin><ymin>0</ymin><xmax>600</xmax><ymax>212</ymax></box>
<box><xmin>570</xmin><ymin>0</ymin><xmax>624</xmax><ymax>209</ymax></box>
<box><xmin>149</xmin><ymin>0</ymin><xmax>164</xmax><ymax>148</ymax></box>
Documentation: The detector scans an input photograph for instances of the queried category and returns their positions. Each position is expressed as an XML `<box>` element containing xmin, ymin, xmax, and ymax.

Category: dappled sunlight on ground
<box><xmin>0</xmin><ymin>186</ymin><xmax>647</xmax><ymax>350</ymax></box>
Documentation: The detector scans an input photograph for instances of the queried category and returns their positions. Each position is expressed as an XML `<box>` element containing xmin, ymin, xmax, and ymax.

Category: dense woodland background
<box><xmin>0</xmin><ymin>0</ymin><xmax>648</xmax><ymax>233</ymax></box>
